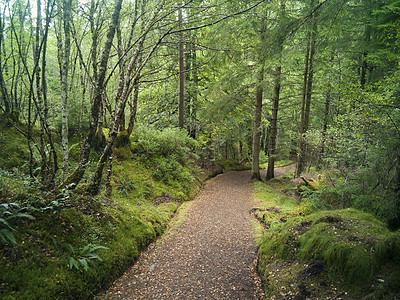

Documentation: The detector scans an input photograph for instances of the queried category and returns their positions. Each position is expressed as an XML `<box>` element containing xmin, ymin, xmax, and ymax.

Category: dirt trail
<box><xmin>97</xmin><ymin>171</ymin><xmax>264</xmax><ymax>299</ymax></box>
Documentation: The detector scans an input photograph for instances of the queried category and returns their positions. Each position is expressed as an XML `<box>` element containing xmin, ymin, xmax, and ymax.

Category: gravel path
<box><xmin>98</xmin><ymin>171</ymin><xmax>264</xmax><ymax>299</ymax></box>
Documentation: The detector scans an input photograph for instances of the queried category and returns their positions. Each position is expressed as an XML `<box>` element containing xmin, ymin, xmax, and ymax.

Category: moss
<box><xmin>0</xmin><ymin>124</ymin><xmax>203</xmax><ymax>299</ymax></box>
<box><xmin>114</xmin><ymin>147</ymin><xmax>133</xmax><ymax>160</ymax></box>
<box><xmin>258</xmin><ymin>207</ymin><xmax>400</xmax><ymax>296</ymax></box>
<box><xmin>92</xmin><ymin>129</ymin><xmax>106</xmax><ymax>151</ymax></box>
<box><xmin>0</xmin><ymin>123</ymin><xmax>30</xmax><ymax>170</ymax></box>
<box><xmin>114</xmin><ymin>131</ymin><xmax>130</xmax><ymax>148</ymax></box>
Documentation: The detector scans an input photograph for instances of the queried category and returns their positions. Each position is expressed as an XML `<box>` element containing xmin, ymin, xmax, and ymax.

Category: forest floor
<box><xmin>96</xmin><ymin>170</ymin><xmax>265</xmax><ymax>299</ymax></box>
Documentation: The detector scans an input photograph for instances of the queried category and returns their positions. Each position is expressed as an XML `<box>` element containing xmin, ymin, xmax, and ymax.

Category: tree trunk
<box><xmin>190</xmin><ymin>38</ymin><xmax>198</xmax><ymax>139</ymax></box>
<box><xmin>320</xmin><ymin>82</ymin><xmax>331</xmax><ymax>155</ymax></box>
<box><xmin>0</xmin><ymin>9</ymin><xmax>11</xmax><ymax>115</ymax></box>
<box><xmin>60</xmin><ymin>0</ymin><xmax>123</xmax><ymax>190</ymax></box>
<box><xmin>60</xmin><ymin>0</ymin><xmax>72</xmax><ymax>175</ymax></box>
<box><xmin>266</xmin><ymin>65</ymin><xmax>281</xmax><ymax>180</ymax></box>
<box><xmin>178</xmin><ymin>3</ymin><xmax>184</xmax><ymax>129</ymax></box>
<box><xmin>296</xmin><ymin>8</ymin><xmax>316</xmax><ymax>177</ymax></box>
<box><xmin>251</xmin><ymin>66</ymin><xmax>264</xmax><ymax>180</ymax></box>
<box><xmin>87</xmin><ymin>11</ymin><xmax>159</xmax><ymax>195</ymax></box>
<box><xmin>266</xmin><ymin>0</ymin><xmax>285</xmax><ymax>180</ymax></box>
<box><xmin>251</xmin><ymin>11</ymin><xmax>267</xmax><ymax>180</ymax></box>
<box><xmin>41</xmin><ymin>0</ymin><xmax>58</xmax><ymax>189</ymax></box>
<box><xmin>127</xmin><ymin>81</ymin><xmax>139</xmax><ymax>136</ymax></box>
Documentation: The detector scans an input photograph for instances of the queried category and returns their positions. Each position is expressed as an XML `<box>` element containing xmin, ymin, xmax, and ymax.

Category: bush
<box><xmin>132</xmin><ymin>125</ymin><xmax>198</xmax><ymax>163</ymax></box>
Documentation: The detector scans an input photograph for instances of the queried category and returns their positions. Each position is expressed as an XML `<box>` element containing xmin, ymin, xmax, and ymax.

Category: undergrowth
<box><xmin>254</xmin><ymin>169</ymin><xmax>400</xmax><ymax>299</ymax></box>
<box><xmin>0</xmin><ymin>125</ymin><xmax>201</xmax><ymax>299</ymax></box>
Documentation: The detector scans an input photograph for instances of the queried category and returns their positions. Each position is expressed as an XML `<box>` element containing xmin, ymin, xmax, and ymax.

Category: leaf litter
<box><xmin>96</xmin><ymin>171</ymin><xmax>265</xmax><ymax>299</ymax></box>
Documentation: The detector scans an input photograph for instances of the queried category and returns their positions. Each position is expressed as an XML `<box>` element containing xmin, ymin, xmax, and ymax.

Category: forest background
<box><xmin>0</xmin><ymin>0</ymin><xmax>399</xmax><ymax>298</ymax></box>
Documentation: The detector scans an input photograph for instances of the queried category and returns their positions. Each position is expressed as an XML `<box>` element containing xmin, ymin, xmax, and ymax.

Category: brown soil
<box><xmin>97</xmin><ymin>171</ymin><xmax>265</xmax><ymax>299</ymax></box>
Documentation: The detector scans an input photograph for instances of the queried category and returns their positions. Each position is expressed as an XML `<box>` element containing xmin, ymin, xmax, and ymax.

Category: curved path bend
<box><xmin>98</xmin><ymin>171</ymin><xmax>264</xmax><ymax>299</ymax></box>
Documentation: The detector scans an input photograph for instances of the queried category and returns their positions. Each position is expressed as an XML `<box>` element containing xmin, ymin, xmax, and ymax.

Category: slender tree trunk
<box><xmin>61</xmin><ymin>0</ymin><xmax>72</xmax><ymax>175</ymax></box>
<box><xmin>251</xmin><ymin>66</ymin><xmax>264</xmax><ymax>180</ymax></box>
<box><xmin>178</xmin><ymin>3</ymin><xmax>184</xmax><ymax>129</ymax></box>
<box><xmin>320</xmin><ymin>82</ymin><xmax>331</xmax><ymax>155</ymax></box>
<box><xmin>87</xmin><ymin>13</ymin><xmax>159</xmax><ymax>194</ymax></box>
<box><xmin>296</xmin><ymin>8</ymin><xmax>316</xmax><ymax>177</ymax></box>
<box><xmin>266</xmin><ymin>65</ymin><xmax>282</xmax><ymax>180</ymax></box>
<box><xmin>0</xmin><ymin>9</ymin><xmax>11</xmax><ymax>115</ymax></box>
<box><xmin>190</xmin><ymin>38</ymin><xmax>198</xmax><ymax>139</ymax></box>
<box><xmin>34</xmin><ymin>0</ymin><xmax>49</xmax><ymax>183</ymax></box>
<box><xmin>266</xmin><ymin>0</ymin><xmax>285</xmax><ymax>180</ymax></box>
<box><xmin>251</xmin><ymin>12</ymin><xmax>267</xmax><ymax>180</ymax></box>
<box><xmin>41</xmin><ymin>0</ymin><xmax>58</xmax><ymax>189</ymax></box>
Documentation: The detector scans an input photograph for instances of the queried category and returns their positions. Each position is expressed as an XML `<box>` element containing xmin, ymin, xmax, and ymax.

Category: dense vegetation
<box><xmin>0</xmin><ymin>0</ymin><xmax>399</xmax><ymax>298</ymax></box>
<box><xmin>0</xmin><ymin>124</ymin><xmax>203</xmax><ymax>298</ymax></box>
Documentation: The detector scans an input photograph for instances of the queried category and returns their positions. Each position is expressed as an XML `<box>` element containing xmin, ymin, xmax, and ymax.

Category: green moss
<box><xmin>0</xmin><ymin>123</ymin><xmax>30</xmax><ymax>170</ymax></box>
<box><xmin>114</xmin><ymin>147</ymin><xmax>133</xmax><ymax>160</ymax></box>
<box><xmin>258</xmin><ymin>208</ymin><xmax>400</xmax><ymax>292</ymax></box>
<box><xmin>114</xmin><ymin>131</ymin><xmax>130</xmax><ymax>148</ymax></box>
<box><xmin>0</xmin><ymin>126</ymin><xmax>202</xmax><ymax>299</ymax></box>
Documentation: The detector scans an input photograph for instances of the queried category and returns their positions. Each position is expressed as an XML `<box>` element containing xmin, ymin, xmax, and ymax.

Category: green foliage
<box><xmin>67</xmin><ymin>243</ymin><xmax>108</xmax><ymax>271</ymax></box>
<box><xmin>0</xmin><ymin>122</ymin><xmax>30</xmax><ymax>171</ymax></box>
<box><xmin>0</xmin><ymin>122</ymin><xmax>199</xmax><ymax>298</ymax></box>
<box><xmin>0</xmin><ymin>203</ymin><xmax>34</xmax><ymax>245</ymax></box>
<box><xmin>132</xmin><ymin>125</ymin><xmax>198</xmax><ymax>163</ymax></box>
<box><xmin>129</xmin><ymin>126</ymin><xmax>199</xmax><ymax>199</ymax></box>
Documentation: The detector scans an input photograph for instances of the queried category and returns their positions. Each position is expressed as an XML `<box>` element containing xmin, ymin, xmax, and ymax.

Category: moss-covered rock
<box><xmin>258</xmin><ymin>208</ymin><xmax>400</xmax><ymax>298</ymax></box>
<box><xmin>114</xmin><ymin>131</ymin><xmax>130</xmax><ymax>148</ymax></box>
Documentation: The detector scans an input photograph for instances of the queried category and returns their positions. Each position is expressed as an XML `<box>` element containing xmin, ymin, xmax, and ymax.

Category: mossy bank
<box><xmin>254</xmin><ymin>171</ymin><xmax>400</xmax><ymax>299</ymax></box>
<box><xmin>0</xmin><ymin>125</ymin><xmax>202</xmax><ymax>299</ymax></box>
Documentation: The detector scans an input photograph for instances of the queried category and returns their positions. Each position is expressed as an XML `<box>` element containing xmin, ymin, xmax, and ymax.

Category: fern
<box><xmin>67</xmin><ymin>243</ymin><xmax>109</xmax><ymax>271</ymax></box>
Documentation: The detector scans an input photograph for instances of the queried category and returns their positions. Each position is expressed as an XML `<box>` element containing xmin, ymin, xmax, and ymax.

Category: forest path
<box><xmin>97</xmin><ymin>171</ymin><xmax>264</xmax><ymax>299</ymax></box>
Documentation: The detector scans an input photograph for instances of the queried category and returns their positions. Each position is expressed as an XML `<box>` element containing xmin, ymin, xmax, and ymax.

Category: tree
<box><xmin>57</xmin><ymin>0</ymin><xmax>73</xmax><ymax>175</ymax></box>
<box><xmin>296</xmin><ymin>0</ymin><xmax>318</xmax><ymax>177</ymax></box>
<box><xmin>266</xmin><ymin>0</ymin><xmax>286</xmax><ymax>180</ymax></box>
<box><xmin>251</xmin><ymin>9</ymin><xmax>267</xmax><ymax>180</ymax></box>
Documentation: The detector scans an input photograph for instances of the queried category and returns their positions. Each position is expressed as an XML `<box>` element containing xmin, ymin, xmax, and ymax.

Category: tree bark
<box><xmin>266</xmin><ymin>65</ymin><xmax>281</xmax><ymax>180</ymax></box>
<box><xmin>251</xmin><ymin>66</ymin><xmax>264</xmax><ymax>180</ymax></box>
<box><xmin>251</xmin><ymin>11</ymin><xmax>267</xmax><ymax>180</ymax></box>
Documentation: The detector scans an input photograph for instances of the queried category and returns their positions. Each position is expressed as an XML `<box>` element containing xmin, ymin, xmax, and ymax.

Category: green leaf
<box><xmin>69</xmin><ymin>257</ymin><xmax>79</xmax><ymax>270</ymax></box>
<box><xmin>0</xmin><ymin>228</ymin><xmax>16</xmax><ymax>244</ymax></box>
<box><xmin>78</xmin><ymin>258</ymin><xmax>89</xmax><ymax>271</ymax></box>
